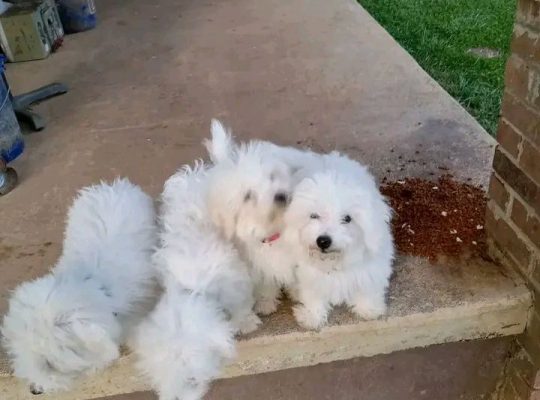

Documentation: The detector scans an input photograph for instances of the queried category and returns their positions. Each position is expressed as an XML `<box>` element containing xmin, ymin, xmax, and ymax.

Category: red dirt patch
<box><xmin>381</xmin><ymin>175</ymin><xmax>487</xmax><ymax>261</ymax></box>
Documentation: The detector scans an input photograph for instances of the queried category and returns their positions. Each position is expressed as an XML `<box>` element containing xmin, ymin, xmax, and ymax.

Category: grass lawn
<box><xmin>358</xmin><ymin>0</ymin><xmax>516</xmax><ymax>135</ymax></box>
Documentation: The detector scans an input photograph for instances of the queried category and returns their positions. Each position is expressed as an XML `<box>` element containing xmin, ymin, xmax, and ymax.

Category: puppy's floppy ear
<box><xmin>209</xmin><ymin>203</ymin><xmax>237</xmax><ymax>241</ymax></box>
<box><xmin>203</xmin><ymin>119</ymin><xmax>235</xmax><ymax>164</ymax></box>
<box><xmin>295</xmin><ymin>176</ymin><xmax>317</xmax><ymax>193</ymax></box>
<box><xmin>352</xmin><ymin>194</ymin><xmax>392</xmax><ymax>254</ymax></box>
<box><xmin>284</xmin><ymin>177</ymin><xmax>316</xmax><ymax>225</ymax></box>
<box><xmin>207</xmin><ymin>176</ymin><xmax>241</xmax><ymax>240</ymax></box>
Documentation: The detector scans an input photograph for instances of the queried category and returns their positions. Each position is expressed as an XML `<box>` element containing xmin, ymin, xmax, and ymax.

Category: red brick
<box><xmin>493</xmin><ymin>147</ymin><xmax>540</xmax><ymax>216</ymax></box>
<box><xmin>511</xmin><ymin>25</ymin><xmax>540</xmax><ymax>66</ymax></box>
<box><xmin>502</xmin><ymin>380</ymin><xmax>521</xmax><ymax>400</ymax></box>
<box><xmin>520</xmin><ymin>140</ymin><xmax>540</xmax><ymax>184</ymax></box>
<box><xmin>534</xmin><ymin>370</ymin><xmax>540</xmax><ymax>390</ymax></box>
<box><xmin>512</xmin><ymin>197</ymin><xmax>540</xmax><ymax>248</ymax></box>
<box><xmin>505</xmin><ymin>55</ymin><xmax>540</xmax><ymax>110</ymax></box>
<box><xmin>497</xmin><ymin>380</ymin><xmax>529</xmax><ymax>400</ymax></box>
<box><xmin>507</xmin><ymin>352</ymin><xmax>536</xmax><ymax>399</ymax></box>
<box><xmin>529</xmin><ymin>67</ymin><xmax>540</xmax><ymax>109</ymax></box>
<box><xmin>498</xmin><ymin>118</ymin><xmax>524</xmax><ymax>159</ymax></box>
<box><xmin>517</xmin><ymin>0</ymin><xmax>540</xmax><ymax>27</ymax></box>
<box><xmin>506</xmin><ymin>56</ymin><xmax>531</xmax><ymax>102</ymax></box>
<box><xmin>531</xmin><ymin>258</ymin><xmax>540</xmax><ymax>290</ymax></box>
<box><xmin>520</xmin><ymin>312</ymin><xmax>540</xmax><ymax>369</ymax></box>
<box><xmin>501</xmin><ymin>92</ymin><xmax>540</xmax><ymax>148</ymax></box>
<box><xmin>486</xmin><ymin>205</ymin><xmax>533</xmax><ymax>269</ymax></box>
<box><xmin>518</xmin><ymin>0</ymin><xmax>540</xmax><ymax>27</ymax></box>
<box><xmin>513</xmin><ymin>373</ymin><xmax>532</xmax><ymax>400</ymax></box>
<box><xmin>489</xmin><ymin>173</ymin><xmax>511</xmax><ymax>211</ymax></box>
<box><xmin>509</xmin><ymin>350</ymin><xmax>537</xmax><ymax>389</ymax></box>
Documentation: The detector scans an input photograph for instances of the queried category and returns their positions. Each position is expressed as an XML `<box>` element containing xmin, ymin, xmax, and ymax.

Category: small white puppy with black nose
<box><xmin>284</xmin><ymin>151</ymin><xmax>394</xmax><ymax>330</ymax></box>
<box><xmin>1</xmin><ymin>179</ymin><xmax>157</xmax><ymax>394</ymax></box>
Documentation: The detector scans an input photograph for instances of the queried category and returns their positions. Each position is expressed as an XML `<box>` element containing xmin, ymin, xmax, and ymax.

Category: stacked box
<box><xmin>0</xmin><ymin>0</ymin><xmax>64</xmax><ymax>62</ymax></box>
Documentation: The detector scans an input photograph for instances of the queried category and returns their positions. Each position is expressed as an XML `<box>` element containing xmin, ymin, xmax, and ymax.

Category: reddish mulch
<box><xmin>380</xmin><ymin>175</ymin><xmax>488</xmax><ymax>261</ymax></box>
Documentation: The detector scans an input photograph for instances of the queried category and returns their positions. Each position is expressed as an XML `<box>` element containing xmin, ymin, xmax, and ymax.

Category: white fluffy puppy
<box><xmin>204</xmin><ymin>120</ymin><xmax>319</xmax><ymax>315</ymax></box>
<box><xmin>1</xmin><ymin>179</ymin><xmax>157</xmax><ymax>394</ymax></box>
<box><xmin>284</xmin><ymin>151</ymin><xmax>394</xmax><ymax>330</ymax></box>
<box><xmin>132</xmin><ymin>163</ymin><xmax>260</xmax><ymax>400</ymax></box>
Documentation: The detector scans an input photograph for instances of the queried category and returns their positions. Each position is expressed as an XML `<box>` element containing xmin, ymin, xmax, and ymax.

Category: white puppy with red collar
<box><xmin>204</xmin><ymin>120</ymin><xmax>319</xmax><ymax>315</ymax></box>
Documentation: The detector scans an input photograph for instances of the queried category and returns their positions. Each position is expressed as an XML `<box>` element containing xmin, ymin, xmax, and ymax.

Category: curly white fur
<box><xmin>205</xmin><ymin>121</ymin><xmax>394</xmax><ymax>329</ymax></box>
<box><xmin>204</xmin><ymin>119</ymin><xmax>320</xmax><ymax>315</ymax></box>
<box><xmin>132</xmin><ymin>162</ymin><xmax>260</xmax><ymax>400</ymax></box>
<box><xmin>132</xmin><ymin>281</ymin><xmax>235</xmax><ymax>400</ymax></box>
<box><xmin>1</xmin><ymin>179</ymin><xmax>157</xmax><ymax>394</ymax></box>
<box><xmin>284</xmin><ymin>151</ymin><xmax>395</xmax><ymax>329</ymax></box>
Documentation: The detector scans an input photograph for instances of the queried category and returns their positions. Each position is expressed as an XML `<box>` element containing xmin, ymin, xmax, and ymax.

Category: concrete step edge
<box><xmin>0</xmin><ymin>285</ymin><xmax>531</xmax><ymax>400</ymax></box>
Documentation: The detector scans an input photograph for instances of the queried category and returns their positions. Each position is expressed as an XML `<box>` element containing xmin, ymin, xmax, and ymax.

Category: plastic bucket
<box><xmin>0</xmin><ymin>56</ymin><xmax>24</xmax><ymax>164</ymax></box>
<box><xmin>57</xmin><ymin>0</ymin><xmax>97</xmax><ymax>34</ymax></box>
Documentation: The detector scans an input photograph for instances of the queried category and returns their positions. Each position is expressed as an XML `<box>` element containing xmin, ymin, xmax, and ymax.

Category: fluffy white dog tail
<box><xmin>133</xmin><ymin>283</ymin><xmax>235</xmax><ymax>400</ymax></box>
<box><xmin>204</xmin><ymin>119</ymin><xmax>235</xmax><ymax>164</ymax></box>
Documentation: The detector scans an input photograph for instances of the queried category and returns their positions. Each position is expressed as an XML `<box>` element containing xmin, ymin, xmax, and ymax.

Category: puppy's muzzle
<box><xmin>316</xmin><ymin>235</ymin><xmax>332</xmax><ymax>251</ymax></box>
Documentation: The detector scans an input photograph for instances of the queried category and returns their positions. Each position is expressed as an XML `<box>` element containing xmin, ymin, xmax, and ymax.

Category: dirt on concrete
<box><xmin>381</xmin><ymin>175</ymin><xmax>488</xmax><ymax>261</ymax></box>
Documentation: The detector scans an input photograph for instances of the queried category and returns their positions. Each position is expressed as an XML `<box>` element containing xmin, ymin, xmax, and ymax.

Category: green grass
<box><xmin>358</xmin><ymin>0</ymin><xmax>516</xmax><ymax>135</ymax></box>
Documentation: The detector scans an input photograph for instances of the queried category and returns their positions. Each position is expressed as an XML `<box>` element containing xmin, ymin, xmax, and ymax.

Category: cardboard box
<box><xmin>0</xmin><ymin>0</ymin><xmax>64</xmax><ymax>62</ymax></box>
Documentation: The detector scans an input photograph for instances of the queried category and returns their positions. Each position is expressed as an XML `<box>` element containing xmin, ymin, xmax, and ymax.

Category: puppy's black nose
<box><xmin>316</xmin><ymin>235</ymin><xmax>332</xmax><ymax>250</ymax></box>
<box><xmin>274</xmin><ymin>192</ymin><xmax>288</xmax><ymax>205</ymax></box>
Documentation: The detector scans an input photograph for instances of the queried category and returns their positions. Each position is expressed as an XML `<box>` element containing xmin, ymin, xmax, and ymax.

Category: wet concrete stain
<box><xmin>0</xmin><ymin>244</ymin><xmax>15</xmax><ymax>259</ymax></box>
<box><xmin>0</xmin><ymin>242</ymin><xmax>56</xmax><ymax>261</ymax></box>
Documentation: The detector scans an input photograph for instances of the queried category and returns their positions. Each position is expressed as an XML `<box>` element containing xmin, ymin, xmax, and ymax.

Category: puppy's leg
<box><xmin>230</xmin><ymin>305</ymin><xmax>261</xmax><ymax>335</ymax></box>
<box><xmin>350</xmin><ymin>287</ymin><xmax>387</xmax><ymax>320</ymax></box>
<box><xmin>253</xmin><ymin>279</ymin><xmax>281</xmax><ymax>316</ymax></box>
<box><xmin>286</xmin><ymin>284</ymin><xmax>300</xmax><ymax>303</ymax></box>
<box><xmin>293</xmin><ymin>289</ymin><xmax>330</xmax><ymax>330</ymax></box>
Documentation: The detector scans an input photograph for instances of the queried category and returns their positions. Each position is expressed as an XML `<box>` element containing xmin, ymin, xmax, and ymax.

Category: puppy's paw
<box><xmin>352</xmin><ymin>297</ymin><xmax>387</xmax><ymax>320</ymax></box>
<box><xmin>293</xmin><ymin>305</ymin><xmax>327</xmax><ymax>330</ymax></box>
<box><xmin>254</xmin><ymin>298</ymin><xmax>279</xmax><ymax>316</ymax></box>
<box><xmin>234</xmin><ymin>312</ymin><xmax>262</xmax><ymax>335</ymax></box>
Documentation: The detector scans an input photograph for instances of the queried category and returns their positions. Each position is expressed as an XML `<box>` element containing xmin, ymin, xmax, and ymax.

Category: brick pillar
<box><xmin>487</xmin><ymin>1</ymin><xmax>540</xmax><ymax>399</ymax></box>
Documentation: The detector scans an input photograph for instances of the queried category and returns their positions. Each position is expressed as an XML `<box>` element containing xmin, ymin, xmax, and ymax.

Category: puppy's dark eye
<box><xmin>342</xmin><ymin>215</ymin><xmax>352</xmax><ymax>224</ymax></box>
<box><xmin>243</xmin><ymin>191</ymin><xmax>252</xmax><ymax>202</ymax></box>
<box><xmin>310</xmin><ymin>213</ymin><xmax>320</xmax><ymax>219</ymax></box>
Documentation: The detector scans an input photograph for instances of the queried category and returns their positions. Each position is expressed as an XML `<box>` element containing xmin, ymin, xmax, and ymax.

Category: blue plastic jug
<box><xmin>57</xmin><ymin>0</ymin><xmax>97</xmax><ymax>34</ymax></box>
<box><xmin>0</xmin><ymin>56</ymin><xmax>24</xmax><ymax>165</ymax></box>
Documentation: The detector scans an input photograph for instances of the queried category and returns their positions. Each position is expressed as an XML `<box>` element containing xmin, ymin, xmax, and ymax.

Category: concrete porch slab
<box><xmin>0</xmin><ymin>0</ymin><xmax>497</xmax><ymax>317</ymax></box>
<box><xmin>0</xmin><ymin>0</ymin><xmax>510</xmax><ymax>398</ymax></box>
<box><xmin>0</xmin><ymin>0</ymin><xmax>498</xmax><ymax>309</ymax></box>
<box><xmin>0</xmin><ymin>255</ymin><xmax>531</xmax><ymax>399</ymax></box>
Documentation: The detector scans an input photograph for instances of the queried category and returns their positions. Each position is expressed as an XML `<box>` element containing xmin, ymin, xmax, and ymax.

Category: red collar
<box><xmin>262</xmin><ymin>232</ymin><xmax>281</xmax><ymax>244</ymax></box>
